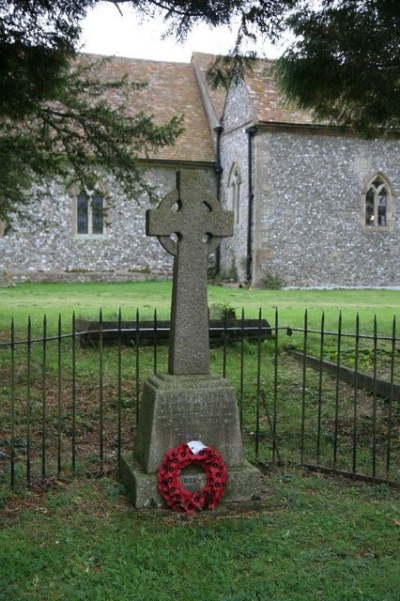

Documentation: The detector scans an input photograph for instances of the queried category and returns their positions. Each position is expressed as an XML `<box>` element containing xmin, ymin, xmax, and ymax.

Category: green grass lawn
<box><xmin>0</xmin><ymin>280</ymin><xmax>399</xmax><ymax>334</ymax></box>
<box><xmin>0</xmin><ymin>281</ymin><xmax>399</xmax><ymax>482</ymax></box>
<box><xmin>0</xmin><ymin>472</ymin><xmax>399</xmax><ymax>601</ymax></box>
<box><xmin>1</xmin><ymin>282</ymin><xmax>399</xmax><ymax>600</ymax></box>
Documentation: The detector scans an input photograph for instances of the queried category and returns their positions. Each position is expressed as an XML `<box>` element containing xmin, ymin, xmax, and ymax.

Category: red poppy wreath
<box><xmin>157</xmin><ymin>441</ymin><xmax>228</xmax><ymax>514</ymax></box>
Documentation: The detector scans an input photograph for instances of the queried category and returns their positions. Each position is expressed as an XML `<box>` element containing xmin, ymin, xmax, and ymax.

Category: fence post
<box><xmin>41</xmin><ymin>315</ymin><xmax>47</xmax><ymax>478</ymax></box>
<box><xmin>239</xmin><ymin>308</ymin><xmax>245</xmax><ymax>429</ymax></box>
<box><xmin>386</xmin><ymin>316</ymin><xmax>396</xmax><ymax>479</ymax></box>
<box><xmin>333</xmin><ymin>311</ymin><xmax>342</xmax><ymax>472</ymax></box>
<box><xmin>26</xmin><ymin>317</ymin><xmax>32</xmax><ymax>484</ymax></box>
<box><xmin>316</xmin><ymin>311</ymin><xmax>325</xmax><ymax>466</ymax></box>
<box><xmin>153</xmin><ymin>309</ymin><xmax>158</xmax><ymax>374</ymax></box>
<box><xmin>99</xmin><ymin>308</ymin><xmax>104</xmax><ymax>475</ymax></box>
<box><xmin>300</xmin><ymin>309</ymin><xmax>308</xmax><ymax>464</ymax></box>
<box><xmin>135</xmin><ymin>308</ymin><xmax>140</xmax><ymax>425</ymax></box>
<box><xmin>372</xmin><ymin>315</ymin><xmax>378</xmax><ymax>480</ymax></box>
<box><xmin>71</xmin><ymin>311</ymin><xmax>77</xmax><ymax>476</ymax></box>
<box><xmin>10</xmin><ymin>319</ymin><xmax>15</xmax><ymax>488</ymax></box>
<box><xmin>272</xmin><ymin>307</ymin><xmax>279</xmax><ymax>463</ymax></box>
<box><xmin>352</xmin><ymin>313</ymin><xmax>360</xmax><ymax>477</ymax></box>
<box><xmin>117</xmin><ymin>308</ymin><xmax>122</xmax><ymax>473</ymax></box>
<box><xmin>255</xmin><ymin>307</ymin><xmax>262</xmax><ymax>460</ymax></box>
<box><xmin>57</xmin><ymin>314</ymin><xmax>62</xmax><ymax>477</ymax></box>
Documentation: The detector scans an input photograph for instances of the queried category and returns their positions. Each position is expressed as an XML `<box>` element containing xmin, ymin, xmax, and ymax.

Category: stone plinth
<box><xmin>121</xmin><ymin>452</ymin><xmax>262</xmax><ymax>509</ymax></box>
<box><xmin>120</xmin><ymin>373</ymin><xmax>263</xmax><ymax>508</ymax></box>
<box><xmin>121</xmin><ymin>171</ymin><xmax>262</xmax><ymax>509</ymax></box>
<box><xmin>135</xmin><ymin>374</ymin><xmax>244</xmax><ymax>472</ymax></box>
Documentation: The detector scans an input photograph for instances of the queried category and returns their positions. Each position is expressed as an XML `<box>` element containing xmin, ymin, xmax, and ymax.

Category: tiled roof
<box><xmin>79</xmin><ymin>54</ymin><xmax>216</xmax><ymax>163</ymax></box>
<box><xmin>190</xmin><ymin>52</ymin><xmax>316</xmax><ymax>127</ymax></box>
<box><xmin>190</xmin><ymin>52</ymin><xmax>227</xmax><ymax>122</ymax></box>
<box><xmin>244</xmin><ymin>59</ymin><xmax>315</xmax><ymax>125</ymax></box>
<box><xmin>77</xmin><ymin>52</ymin><xmax>317</xmax><ymax>170</ymax></box>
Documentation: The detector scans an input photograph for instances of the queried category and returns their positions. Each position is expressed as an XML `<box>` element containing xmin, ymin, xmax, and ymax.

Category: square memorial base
<box><xmin>134</xmin><ymin>373</ymin><xmax>246</xmax><ymax>472</ymax></box>
<box><xmin>120</xmin><ymin>452</ymin><xmax>263</xmax><ymax>509</ymax></box>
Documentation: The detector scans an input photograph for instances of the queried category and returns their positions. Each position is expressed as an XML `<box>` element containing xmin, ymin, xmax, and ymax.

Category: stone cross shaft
<box><xmin>146</xmin><ymin>170</ymin><xmax>234</xmax><ymax>375</ymax></box>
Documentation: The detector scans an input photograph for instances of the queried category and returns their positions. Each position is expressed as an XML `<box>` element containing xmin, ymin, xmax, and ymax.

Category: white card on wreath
<box><xmin>187</xmin><ymin>440</ymin><xmax>208</xmax><ymax>454</ymax></box>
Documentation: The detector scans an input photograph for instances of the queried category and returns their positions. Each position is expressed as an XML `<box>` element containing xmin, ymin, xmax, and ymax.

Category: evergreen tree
<box><xmin>276</xmin><ymin>0</ymin><xmax>400</xmax><ymax>135</ymax></box>
<box><xmin>0</xmin><ymin>1</ymin><xmax>184</xmax><ymax>220</ymax></box>
<box><xmin>1</xmin><ymin>0</ymin><xmax>399</xmax><ymax>220</ymax></box>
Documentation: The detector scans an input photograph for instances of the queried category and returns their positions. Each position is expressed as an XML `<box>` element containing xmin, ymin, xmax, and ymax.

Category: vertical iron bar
<box><xmin>272</xmin><ymin>308</ymin><xmax>279</xmax><ymax>463</ymax></box>
<box><xmin>371</xmin><ymin>315</ymin><xmax>378</xmax><ymax>480</ymax></box>
<box><xmin>26</xmin><ymin>316</ymin><xmax>32</xmax><ymax>484</ymax></box>
<box><xmin>255</xmin><ymin>307</ymin><xmax>262</xmax><ymax>460</ymax></box>
<box><xmin>71</xmin><ymin>312</ymin><xmax>77</xmax><ymax>476</ymax></box>
<box><xmin>300</xmin><ymin>309</ymin><xmax>308</xmax><ymax>464</ymax></box>
<box><xmin>117</xmin><ymin>309</ymin><xmax>122</xmax><ymax>473</ymax></box>
<box><xmin>222</xmin><ymin>309</ymin><xmax>227</xmax><ymax>378</ymax></box>
<box><xmin>135</xmin><ymin>309</ymin><xmax>140</xmax><ymax>425</ymax></box>
<box><xmin>316</xmin><ymin>311</ymin><xmax>325</xmax><ymax>465</ymax></box>
<box><xmin>239</xmin><ymin>308</ymin><xmax>245</xmax><ymax>429</ymax></box>
<box><xmin>333</xmin><ymin>311</ymin><xmax>342</xmax><ymax>472</ymax></box>
<box><xmin>153</xmin><ymin>309</ymin><xmax>158</xmax><ymax>374</ymax></box>
<box><xmin>10</xmin><ymin>319</ymin><xmax>15</xmax><ymax>488</ymax></box>
<box><xmin>99</xmin><ymin>308</ymin><xmax>104</xmax><ymax>473</ymax></box>
<box><xmin>352</xmin><ymin>313</ymin><xmax>360</xmax><ymax>477</ymax></box>
<box><xmin>386</xmin><ymin>316</ymin><xmax>396</xmax><ymax>479</ymax></box>
<box><xmin>41</xmin><ymin>315</ymin><xmax>47</xmax><ymax>478</ymax></box>
<box><xmin>57</xmin><ymin>314</ymin><xmax>62</xmax><ymax>477</ymax></box>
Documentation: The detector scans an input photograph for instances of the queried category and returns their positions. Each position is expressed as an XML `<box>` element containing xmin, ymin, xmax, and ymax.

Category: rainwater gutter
<box><xmin>246</xmin><ymin>125</ymin><xmax>257</xmax><ymax>284</ymax></box>
<box><xmin>214</xmin><ymin>124</ymin><xmax>224</xmax><ymax>274</ymax></box>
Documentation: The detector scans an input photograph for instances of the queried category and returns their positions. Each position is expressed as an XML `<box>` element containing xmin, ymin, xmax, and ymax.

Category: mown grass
<box><xmin>0</xmin><ymin>282</ymin><xmax>399</xmax><ymax>485</ymax></box>
<box><xmin>1</xmin><ymin>281</ymin><xmax>399</xmax><ymax>334</ymax></box>
<box><xmin>0</xmin><ymin>472</ymin><xmax>399</xmax><ymax>601</ymax></box>
<box><xmin>0</xmin><ymin>283</ymin><xmax>400</xmax><ymax>599</ymax></box>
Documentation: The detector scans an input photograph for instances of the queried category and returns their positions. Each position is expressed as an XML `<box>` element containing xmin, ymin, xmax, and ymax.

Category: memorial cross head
<box><xmin>146</xmin><ymin>170</ymin><xmax>234</xmax><ymax>375</ymax></box>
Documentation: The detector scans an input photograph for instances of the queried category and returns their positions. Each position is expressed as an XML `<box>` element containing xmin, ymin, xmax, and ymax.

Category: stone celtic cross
<box><xmin>146</xmin><ymin>170</ymin><xmax>234</xmax><ymax>375</ymax></box>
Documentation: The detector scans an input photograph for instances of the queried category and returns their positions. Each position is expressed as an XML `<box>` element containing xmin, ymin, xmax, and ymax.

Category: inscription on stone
<box><xmin>180</xmin><ymin>466</ymin><xmax>206</xmax><ymax>492</ymax></box>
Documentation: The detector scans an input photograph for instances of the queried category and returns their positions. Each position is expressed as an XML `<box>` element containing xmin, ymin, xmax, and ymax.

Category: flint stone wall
<box><xmin>0</xmin><ymin>166</ymin><xmax>216</xmax><ymax>282</ymax></box>
<box><xmin>252</xmin><ymin>132</ymin><xmax>400</xmax><ymax>288</ymax></box>
<box><xmin>219</xmin><ymin>80</ymin><xmax>252</xmax><ymax>283</ymax></box>
<box><xmin>220</xmin><ymin>80</ymin><xmax>400</xmax><ymax>288</ymax></box>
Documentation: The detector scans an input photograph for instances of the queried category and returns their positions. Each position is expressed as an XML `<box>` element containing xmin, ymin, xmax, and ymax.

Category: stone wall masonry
<box><xmin>252</xmin><ymin>131</ymin><xmax>400</xmax><ymax>288</ymax></box>
<box><xmin>219</xmin><ymin>129</ymin><xmax>250</xmax><ymax>283</ymax></box>
<box><xmin>0</xmin><ymin>166</ymin><xmax>216</xmax><ymax>283</ymax></box>
<box><xmin>219</xmin><ymin>81</ymin><xmax>253</xmax><ymax>283</ymax></box>
<box><xmin>220</xmin><ymin>73</ymin><xmax>400</xmax><ymax>289</ymax></box>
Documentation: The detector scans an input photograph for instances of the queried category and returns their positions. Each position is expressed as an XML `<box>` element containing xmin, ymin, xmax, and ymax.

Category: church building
<box><xmin>1</xmin><ymin>52</ymin><xmax>399</xmax><ymax>288</ymax></box>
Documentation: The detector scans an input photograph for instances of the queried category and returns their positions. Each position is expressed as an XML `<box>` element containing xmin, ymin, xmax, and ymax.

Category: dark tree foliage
<box><xmin>0</xmin><ymin>1</ymin><xmax>183</xmax><ymax>220</ymax></box>
<box><xmin>0</xmin><ymin>1</ymin><xmax>95</xmax><ymax>118</ymax></box>
<box><xmin>2</xmin><ymin>0</ymin><xmax>399</xmax><ymax>221</ymax></box>
<box><xmin>129</xmin><ymin>0</ymin><xmax>296</xmax><ymax>40</ymax></box>
<box><xmin>0</xmin><ymin>58</ymin><xmax>183</xmax><ymax>220</ymax></box>
<box><xmin>276</xmin><ymin>0</ymin><xmax>400</xmax><ymax>135</ymax></box>
<box><xmin>0</xmin><ymin>0</ymin><xmax>300</xmax><ymax>219</ymax></box>
<box><xmin>127</xmin><ymin>0</ymin><xmax>295</xmax><ymax>92</ymax></box>
<box><xmin>137</xmin><ymin>0</ymin><xmax>400</xmax><ymax>134</ymax></box>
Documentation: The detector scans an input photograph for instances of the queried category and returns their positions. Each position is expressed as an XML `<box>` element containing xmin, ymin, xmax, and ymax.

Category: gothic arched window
<box><xmin>365</xmin><ymin>175</ymin><xmax>391</xmax><ymax>227</ymax></box>
<box><xmin>77</xmin><ymin>189</ymin><xmax>106</xmax><ymax>235</ymax></box>
<box><xmin>228</xmin><ymin>164</ymin><xmax>242</xmax><ymax>224</ymax></box>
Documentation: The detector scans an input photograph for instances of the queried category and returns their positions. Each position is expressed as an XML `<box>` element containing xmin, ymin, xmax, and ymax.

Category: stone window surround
<box><xmin>227</xmin><ymin>162</ymin><xmax>242</xmax><ymax>225</ymax></box>
<box><xmin>69</xmin><ymin>180</ymin><xmax>110</xmax><ymax>239</ymax></box>
<box><xmin>361</xmin><ymin>172</ymin><xmax>394</xmax><ymax>232</ymax></box>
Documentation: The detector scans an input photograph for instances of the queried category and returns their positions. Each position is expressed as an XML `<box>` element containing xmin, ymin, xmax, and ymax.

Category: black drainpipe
<box><xmin>246</xmin><ymin>126</ymin><xmax>257</xmax><ymax>284</ymax></box>
<box><xmin>214</xmin><ymin>124</ymin><xmax>224</xmax><ymax>274</ymax></box>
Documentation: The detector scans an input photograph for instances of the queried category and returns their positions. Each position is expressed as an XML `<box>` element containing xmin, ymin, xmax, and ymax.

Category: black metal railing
<box><xmin>0</xmin><ymin>309</ymin><xmax>399</xmax><ymax>488</ymax></box>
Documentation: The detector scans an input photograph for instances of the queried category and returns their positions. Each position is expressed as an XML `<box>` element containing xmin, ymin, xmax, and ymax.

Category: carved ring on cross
<box><xmin>155</xmin><ymin>189</ymin><xmax>225</xmax><ymax>257</ymax></box>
